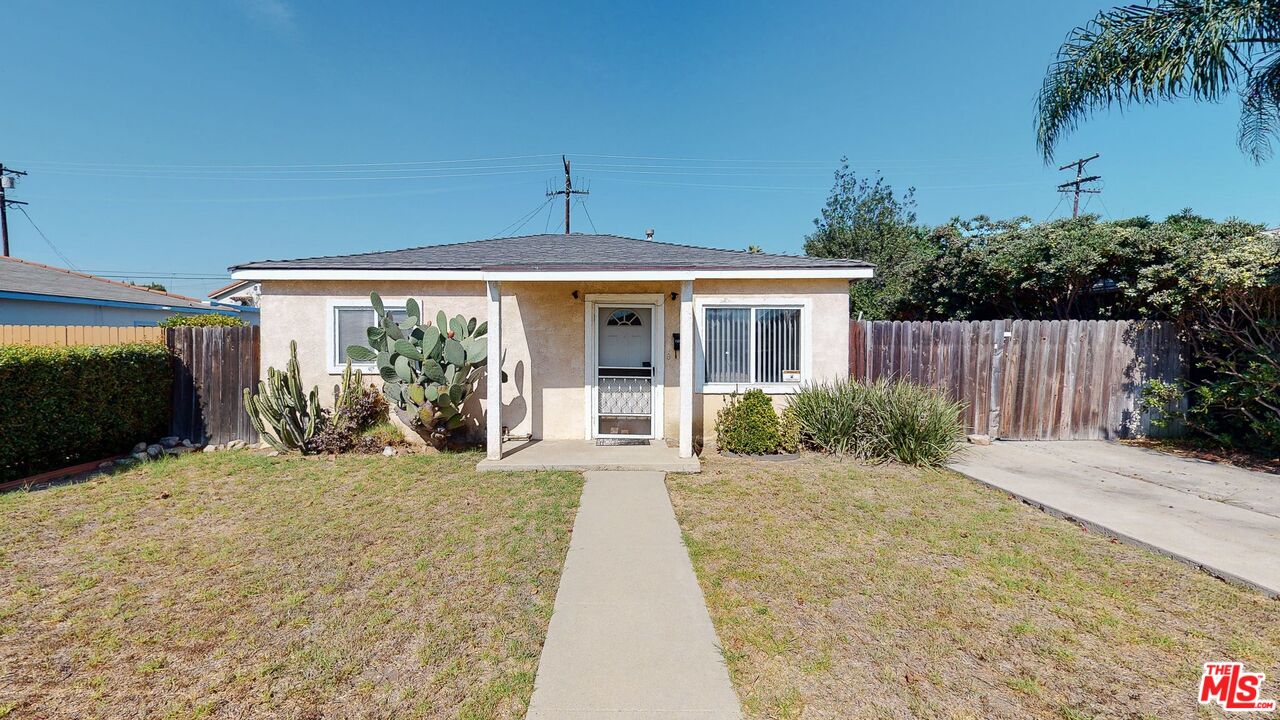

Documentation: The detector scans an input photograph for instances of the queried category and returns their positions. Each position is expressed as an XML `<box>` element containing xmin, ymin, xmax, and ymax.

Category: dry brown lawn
<box><xmin>0</xmin><ymin>451</ymin><xmax>581</xmax><ymax>720</ymax></box>
<box><xmin>668</xmin><ymin>455</ymin><xmax>1280</xmax><ymax>720</ymax></box>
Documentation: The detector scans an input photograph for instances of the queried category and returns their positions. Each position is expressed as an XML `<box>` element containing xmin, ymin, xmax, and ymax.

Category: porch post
<box><xmin>486</xmin><ymin>280</ymin><xmax>502</xmax><ymax>461</ymax></box>
<box><xmin>679</xmin><ymin>280</ymin><xmax>694</xmax><ymax>458</ymax></box>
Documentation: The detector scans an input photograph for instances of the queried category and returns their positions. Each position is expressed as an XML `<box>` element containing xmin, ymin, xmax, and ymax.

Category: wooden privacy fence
<box><xmin>850</xmin><ymin>319</ymin><xmax>1186</xmax><ymax>440</ymax></box>
<box><xmin>0</xmin><ymin>324</ymin><xmax>164</xmax><ymax>346</ymax></box>
<box><xmin>167</xmin><ymin>326</ymin><xmax>260</xmax><ymax>446</ymax></box>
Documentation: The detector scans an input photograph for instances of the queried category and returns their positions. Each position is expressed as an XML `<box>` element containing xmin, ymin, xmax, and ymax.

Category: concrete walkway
<box><xmin>526</xmin><ymin>471</ymin><xmax>741</xmax><ymax>720</ymax></box>
<box><xmin>949</xmin><ymin>441</ymin><xmax>1280</xmax><ymax>596</ymax></box>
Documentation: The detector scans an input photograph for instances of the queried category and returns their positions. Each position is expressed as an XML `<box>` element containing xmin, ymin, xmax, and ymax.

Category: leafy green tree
<box><xmin>1134</xmin><ymin>219</ymin><xmax>1280</xmax><ymax>452</ymax></box>
<box><xmin>803</xmin><ymin>160</ymin><xmax>933</xmax><ymax>319</ymax></box>
<box><xmin>901</xmin><ymin>215</ymin><xmax>1152</xmax><ymax>320</ymax></box>
<box><xmin>1036</xmin><ymin>1</ymin><xmax>1280</xmax><ymax>163</ymax></box>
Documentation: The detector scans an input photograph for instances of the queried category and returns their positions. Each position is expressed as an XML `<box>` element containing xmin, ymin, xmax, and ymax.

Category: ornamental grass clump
<box><xmin>867</xmin><ymin>380</ymin><xmax>965</xmax><ymax>466</ymax></box>
<box><xmin>789</xmin><ymin>379</ymin><xmax>964</xmax><ymax>466</ymax></box>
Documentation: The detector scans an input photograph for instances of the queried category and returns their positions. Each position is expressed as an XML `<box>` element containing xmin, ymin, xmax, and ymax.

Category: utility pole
<box><xmin>546</xmin><ymin>155</ymin><xmax>588</xmax><ymax>234</ymax></box>
<box><xmin>1</xmin><ymin>164</ymin><xmax>29</xmax><ymax>257</ymax></box>
<box><xmin>1056</xmin><ymin>153</ymin><xmax>1101</xmax><ymax>218</ymax></box>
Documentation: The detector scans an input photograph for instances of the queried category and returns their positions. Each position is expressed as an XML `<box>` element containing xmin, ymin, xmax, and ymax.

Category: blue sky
<box><xmin>6</xmin><ymin>1</ymin><xmax>1280</xmax><ymax>297</ymax></box>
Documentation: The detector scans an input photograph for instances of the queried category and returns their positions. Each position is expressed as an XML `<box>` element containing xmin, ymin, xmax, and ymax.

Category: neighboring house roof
<box><xmin>0</xmin><ymin>256</ymin><xmax>223</xmax><ymax>312</ymax></box>
<box><xmin>230</xmin><ymin>234</ymin><xmax>872</xmax><ymax>279</ymax></box>
<box><xmin>209</xmin><ymin>279</ymin><xmax>259</xmax><ymax>303</ymax></box>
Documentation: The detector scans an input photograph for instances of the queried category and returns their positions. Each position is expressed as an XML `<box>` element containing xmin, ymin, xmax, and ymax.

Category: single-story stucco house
<box><xmin>229</xmin><ymin>233</ymin><xmax>872</xmax><ymax>463</ymax></box>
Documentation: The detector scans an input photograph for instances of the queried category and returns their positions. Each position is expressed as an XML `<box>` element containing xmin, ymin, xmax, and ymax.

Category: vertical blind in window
<box><xmin>335</xmin><ymin>306</ymin><xmax>407</xmax><ymax>364</ymax></box>
<box><xmin>755</xmin><ymin>308</ymin><xmax>801</xmax><ymax>382</ymax></box>
<box><xmin>704</xmin><ymin>306</ymin><xmax>801</xmax><ymax>384</ymax></box>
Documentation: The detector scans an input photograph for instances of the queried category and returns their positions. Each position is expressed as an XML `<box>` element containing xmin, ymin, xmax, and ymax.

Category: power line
<box><xmin>543</xmin><ymin>195</ymin><xmax>557</xmax><ymax>233</ymax></box>
<box><xmin>1056</xmin><ymin>153</ymin><xmax>1101</xmax><ymax>218</ymax></box>
<box><xmin>15</xmin><ymin>205</ymin><xmax>78</xmax><ymax>270</ymax></box>
<box><xmin>34</xmin><ymin>167</ymin><xmax>555</xmax><ymax>182</ymax></box>
<box><xmin>1044</xmin><ymin>194</ymin><xmax>1066</xmax><ymax>222</ymax></box>
<box><xmin>15</xmin><ymin>153</ymin><xmax>561</xmax><ymax>170</ymax></box>
<box><xmin>490</xmin><ymin>197</ymin><xmax>553</xmax><ymax>238</ymax></box>
<box><xmin>507</xmin><ymin>198</ymin><xmax>553</xmax><ymax>237</ymax></box>
<box><xmin>577</xmin><ymin>197</ymin><xmax>599</xmax><ymax>233</ymax></box>
<box><xmin>16</xmin><ymin>151</ymin><xmax>1033</xmax><ymax>171</ymax></box>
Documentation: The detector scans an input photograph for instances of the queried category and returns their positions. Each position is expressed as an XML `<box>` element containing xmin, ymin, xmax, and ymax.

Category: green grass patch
<box><xmin>0</xmin><ymin>451</ymin><xmax>581</xmax><ymax>719</ymax></box>
<box><xmin>668</xmin><ymin>454</ymin><xmax>1280</xmax><ymax>719</ymax></box>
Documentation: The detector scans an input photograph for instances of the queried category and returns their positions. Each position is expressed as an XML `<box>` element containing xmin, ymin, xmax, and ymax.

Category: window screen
<box><xmin>703</xmin><ymin>306</ymin><xmax>802</xmax><ymax>385</ymax></box>
<box><xmin>703</xmin><ymin>307</ymin><xmax>751</xmax><ymax>383</ymax></box>
<box><xmin>334</xmin><ymin>306</ymin><xmax>406</xmax><ymax>365</ymax></box>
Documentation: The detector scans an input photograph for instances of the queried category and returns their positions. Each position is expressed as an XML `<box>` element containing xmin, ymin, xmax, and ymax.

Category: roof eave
<box><xmin>0</xmin><ymin>290</ymin><xmax>236</xmax><ymax>314</ymax></box>
<box><xmin>231</xmin><ymin>267</ymin><xmax>874</xmax><ymax>281</ymax></box>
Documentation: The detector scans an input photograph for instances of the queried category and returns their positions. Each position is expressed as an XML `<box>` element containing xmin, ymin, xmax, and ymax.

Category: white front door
<box><xmin>594</xmin><ymin>306</ymin><xmax>655</xmax><ymax>438</ymax></box>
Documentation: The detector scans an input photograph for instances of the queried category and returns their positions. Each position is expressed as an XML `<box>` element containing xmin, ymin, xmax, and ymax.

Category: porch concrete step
<box><xmin>476</xmin><ymin>439</ymin><xmax>701</xmax><ymax>473</ymax></box>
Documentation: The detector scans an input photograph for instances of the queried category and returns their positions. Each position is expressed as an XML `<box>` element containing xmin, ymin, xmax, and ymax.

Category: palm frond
<box><xmin>1036</xmin><ymin>0</ymin><xmax>1280</xmax><ymax>162</ymax></box>
<box><xmin>1238</xmin><ymin>52</ymin><xmax>1280</xmax><ymax>162</ymax></box>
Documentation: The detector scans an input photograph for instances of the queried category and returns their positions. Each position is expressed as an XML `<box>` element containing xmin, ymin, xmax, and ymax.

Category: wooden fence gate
<box><xmin>850</xmin><ymin>319</ymin><xmax>1185</xmax><ymax>440</ymax></box>
<box><xmin>167</xmin><ymin>326</ymin><xmax>260</xmax><ymax>446</ymax></box>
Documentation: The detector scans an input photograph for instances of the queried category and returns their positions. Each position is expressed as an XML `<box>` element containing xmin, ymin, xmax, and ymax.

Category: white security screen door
<box><xmin>595</xmin><ymin>306</ymin><xmax>654</xmax><ymax>437</ymax></box>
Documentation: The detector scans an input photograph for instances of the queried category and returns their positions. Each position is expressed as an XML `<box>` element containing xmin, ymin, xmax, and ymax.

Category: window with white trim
<box><xmin>703</xmin><ymin>306</ymin><xmax>803</xmax><ymax>385</ymax></box>
<box><xmin>332</xmin><ymin>304</ymin><xmax>406</xmax><ymax>368</ymax></box>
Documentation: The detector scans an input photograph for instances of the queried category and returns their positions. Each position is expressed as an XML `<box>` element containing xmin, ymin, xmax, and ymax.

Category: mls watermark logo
<box><xmin>1199</xmin><ymin>662</ymin><xmax>1276</xmax><ymax>712</ymax></box>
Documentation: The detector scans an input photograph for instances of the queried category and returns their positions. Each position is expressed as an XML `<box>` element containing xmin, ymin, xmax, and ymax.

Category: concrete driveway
<box><xmin>948</xmin><ymin>441</ymin><xmax>1280</xmax><ymax>596</ymax></box>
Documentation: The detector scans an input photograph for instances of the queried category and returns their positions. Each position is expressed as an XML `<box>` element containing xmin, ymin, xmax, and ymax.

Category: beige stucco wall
<box><xmin>257</xmin><ymin>277</ymin><xmax>851</xmax><ymax>446</ymax></box>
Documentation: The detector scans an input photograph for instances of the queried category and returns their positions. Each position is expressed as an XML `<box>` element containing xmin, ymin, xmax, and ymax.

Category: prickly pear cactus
<box><xmin>345</xmin><ymin>292</ymin><xmax>499</xmax><ymax>448</ymax></box>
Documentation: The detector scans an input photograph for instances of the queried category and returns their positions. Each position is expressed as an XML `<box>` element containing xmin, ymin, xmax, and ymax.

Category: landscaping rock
<box><xmin>266</xmin><ymin>450</ymin><xmax>280</xmax><ymax>458</ymax></box>
<box><xmin>967</xmin><ymin>434</ymin><xmax>993</xmax><ymax>446</ymax></box>
<box><xmin>115</xmin><ymin>457</ymin><xmax>139</xmax><ymax>467</ymax></box>
<box><xmin>382</xmin><ymin>446</ymin><xmax>396</xmax><ymax>457</ymax></box>
<box><xmin>159</xmin><ymin>436</ymin><xmax>180</xmax><ymax>449</ymax></box>
<box><xmin>202</xmin><ymin>445</ymin><xmax>219</xmax><ymax>453</ymax></box>
<box><xmin>97</xmin><ymin>461</ymin><xmax>115</xmax><ymax>472</ymax></box>
<box><xmin>164</xmin><ymin>446</ymin><xmax>195</xmax><ymax>457</ymax></box>
<box><xmin>226</xmin><ymin>440</ymin><xmax>247</xmax><ymax>450</ymax></box>
<box><xmin>131</xmin><ymin>451</ymin><xmax>149</xmax><ymax>462</ymax></box>
<box><xmin>132</xmin><ymin>441</ymin><xmax>148</xmax><ymax>454</ymax></box>
<box><xmin>146</xmin><ymin>444</ymin><xmax>163</xmax><ymax>458</ymax></box>
<box><xmin>181</xmin><ymin>439</ymin><xmax>194</xmax><ymax>448</ymax></box>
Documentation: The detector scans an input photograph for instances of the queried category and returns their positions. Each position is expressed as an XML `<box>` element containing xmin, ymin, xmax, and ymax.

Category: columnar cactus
<box><xmin>244</xmin><ymin>340</ymin><xmax>324</xmax><ymax>452</ymax></box>
<box><xmin>345</xmin><ymin>292</ymin><xmax>497</xmax><ymax>448</ymax></box>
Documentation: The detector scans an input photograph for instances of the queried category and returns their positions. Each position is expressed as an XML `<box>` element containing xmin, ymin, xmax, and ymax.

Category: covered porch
<box><xmin>482</xmin><ymin>278</ymin><xmax>698</xmax><ymax>470</ymax></box>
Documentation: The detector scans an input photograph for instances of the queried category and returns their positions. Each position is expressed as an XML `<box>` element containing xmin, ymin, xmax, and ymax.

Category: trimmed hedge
<box><xmin>158</xmin><ymin>313</ymin><xmax>246</xmax><ymax>328</ymax></box>
<box><xmin>0</xmin><ymin>343</ymin><xmax>172</xmax><ymax>482</ymax></box>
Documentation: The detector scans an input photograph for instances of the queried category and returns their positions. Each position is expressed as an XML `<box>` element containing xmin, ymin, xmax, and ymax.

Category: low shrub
<box><xmin>158</xmin><ymin>313</ymin><xmax>246</xmax><ymax>328</ymax></box>
<box><xmin>778</xmin><ymin>405</ymin><xmax>802</xmax><ymax>454</ymax></box>
<box><xmin>789</xmin><ymin>379</ymin><xmax>964</xmax><ymax>466</ymax></box>
<box><xmin>0</xmin><ymin>342</ymin><xmax>171</xmax><ymax>481</ymax></box>
<box><xmin>715</xmin><ymin>389</ymin><xmax>783</xmax><ymax>454</ymax></box>
<box><xmin>305</xmin><ymin>362</ymin><xmax>391</xmax><ymax>454</ymax></box>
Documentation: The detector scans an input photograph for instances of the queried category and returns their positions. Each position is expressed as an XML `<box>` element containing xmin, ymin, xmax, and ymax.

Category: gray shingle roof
<box><xmin>0</xmin><ymin>256</ymin><xmax>211</xmax><ymax>310</ymax></box>
<box><xmin>231</xmin><ymin>234</ymin><xmax>872</xmax><ymax>272</ymax></box>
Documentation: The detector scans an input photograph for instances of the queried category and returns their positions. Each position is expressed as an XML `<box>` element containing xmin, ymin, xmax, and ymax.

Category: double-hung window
<box><xmin>329</xmin><ymin>302</ymin><xmax>407</xmax><ymax>372</ymax></box>
<box><xmin>701</xmin><ymin>303</ymin><xmax>806</xmax><ymax>390</ymax></box>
